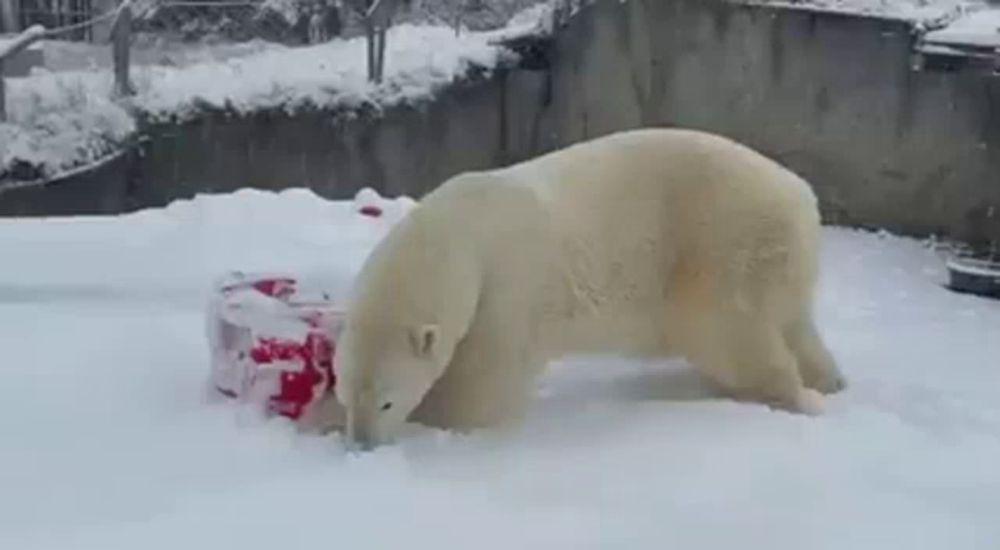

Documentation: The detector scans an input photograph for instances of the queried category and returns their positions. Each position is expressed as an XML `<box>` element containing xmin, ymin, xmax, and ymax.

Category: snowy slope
<box><xmin>1</xmin><ymin>189</ymin><xmax>998</xmax><ymax>550</ymax></box>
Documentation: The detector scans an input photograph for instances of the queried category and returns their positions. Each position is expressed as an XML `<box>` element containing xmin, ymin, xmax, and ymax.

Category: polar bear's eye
<box><xmin>381</xmin><ymin>402</ymin><xmax>393</xmax><ymax>412</ymax></box>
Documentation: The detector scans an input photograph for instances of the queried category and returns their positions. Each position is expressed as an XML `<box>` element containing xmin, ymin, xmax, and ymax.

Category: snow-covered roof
<box><xmin>743</xmin><ymin>0</ymin><xmax>987</xmax><ymax>23</ymax></box>
<box><xmin>923</xmin><ymin>7</ymin><xmax>1000</xmax><ymax>48</ymax></box>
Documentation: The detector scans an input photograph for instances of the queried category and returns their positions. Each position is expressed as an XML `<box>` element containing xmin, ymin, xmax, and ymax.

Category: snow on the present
<box><xmin>1</xmin><ymin>188</ymin><xmax>999</xmax><ymax>550</ymax></box>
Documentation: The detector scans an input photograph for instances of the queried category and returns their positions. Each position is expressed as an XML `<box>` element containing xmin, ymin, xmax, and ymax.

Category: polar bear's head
<box><xmin>333</xmin><ymin>319</ymin><xmax>447</xmax><ymax>450</ymax></box>
<box><xmin>331</xmin><ymin>184</ymin><xmax>482</xmax><ymax>450</ymax></box>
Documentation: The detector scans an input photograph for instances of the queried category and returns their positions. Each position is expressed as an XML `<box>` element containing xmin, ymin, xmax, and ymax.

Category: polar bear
<box><xmin>329</xmin><ymin>128</ymin><xmax>844</xmax><ymax>449</ymax></box>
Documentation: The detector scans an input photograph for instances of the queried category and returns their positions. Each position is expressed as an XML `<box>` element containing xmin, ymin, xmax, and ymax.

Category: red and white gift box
<box><xmin>205</xmin><ymin>187</ymin><xmax>417</xmax><ymax>422</ymax></box>
<box><xmin>206</xmin><ymin>272</ymin><xmax>346</xmax><ymax>420</ymax></box>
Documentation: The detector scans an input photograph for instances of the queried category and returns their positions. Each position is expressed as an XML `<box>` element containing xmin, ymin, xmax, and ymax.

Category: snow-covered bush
<box><xmin>0</xmin><ymin>72</ymin><xmax>134</xmax><ymax>181</ymax></box>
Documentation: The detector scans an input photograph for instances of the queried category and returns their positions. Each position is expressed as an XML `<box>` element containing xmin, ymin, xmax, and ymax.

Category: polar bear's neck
<box><xmin>354</xmin><ymin>203</ymin><xmax>483</xmax><ymax>341</ymax></box>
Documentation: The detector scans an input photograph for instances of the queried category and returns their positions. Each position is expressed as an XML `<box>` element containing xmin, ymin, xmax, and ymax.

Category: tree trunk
<box><xmin>0</xmin><ymin>60</ymin><xmax>6</xmax><ymax>122</ymax></box>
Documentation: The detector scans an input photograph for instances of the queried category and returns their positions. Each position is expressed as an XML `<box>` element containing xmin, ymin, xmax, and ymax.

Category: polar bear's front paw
<box><xmin>804</xmin><ymin>367</ymin><xmax>847</xmax><ymax>395</ymax></box>
<box><xmin>794</xmin><ymin>388</ymin><xmax>825</xmax><ymax>416</ymax></box>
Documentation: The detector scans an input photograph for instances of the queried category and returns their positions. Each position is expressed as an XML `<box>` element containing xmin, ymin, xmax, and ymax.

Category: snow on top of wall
<box><xmin>0</xmin><ymin>20</ymin><xmax>524</xmax><ymax>181</ymax></box>
<box><xmin>133</xmin><ymin>23</ymin><xmax>513</xmax><ymax>120</ymax></box>
<box><xmin>482</xmin><ymin>2</ymin><xmax>559</xmax><ymax>41</ymax></box>
<box><xmin>746</xmin><ymin>0</ymin><xmax>988</xmax><ymax>24</ymax></box>
<box><xmin>922</xmin><ymin>7</ymin><xmax>1000</xmax><ymax>47</ymax></box>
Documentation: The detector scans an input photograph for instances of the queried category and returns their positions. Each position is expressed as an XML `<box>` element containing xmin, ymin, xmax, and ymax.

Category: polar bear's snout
<box><xmin>345</xmin><ymin>408</ymin><xmax>379</xmax><ymax>451</ymax></box>
<box><xmin>336</xmin><ymin>316</ymin><xmax>452</xmax><ymax>450</ymax></box>
<box><xmin>341</xmin><ymin>387</ymin><xmax>392</xmax><ymax>451</ymax></box>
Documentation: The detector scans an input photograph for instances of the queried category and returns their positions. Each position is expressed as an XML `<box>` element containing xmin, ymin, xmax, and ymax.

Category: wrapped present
<box><xmin>207</xmin><ymin>271</ymin><xmax>345</xmax><ymax>420</ymax></box>
<box><xmin>206</xmin><ymin>188</ymin><xmax>417</xmax><ymax>423</ymax></box>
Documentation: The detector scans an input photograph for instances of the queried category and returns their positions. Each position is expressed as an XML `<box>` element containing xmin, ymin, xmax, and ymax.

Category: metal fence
<box><xmin>15</xmin><ymin>0</ymin><xmax>98</xmax><ymax>41</ymax></box>
<box><xmin>3</xmin><ymin>0</ymin><xmax>550</xmax><ymax>44</ymax></box>
<box><xmin>3</xmin><ymin>0</ymin><xmax>350</xmax><ymax>45</ymax></box>
<box><xmin>1</xmin><ymin>0</ymin><xmax>554</xmax><ymax>120</ymax></box>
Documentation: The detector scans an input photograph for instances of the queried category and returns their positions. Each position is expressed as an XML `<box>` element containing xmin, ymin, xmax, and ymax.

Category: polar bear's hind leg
<box><xmin>785</xmin><ymin>314</ymin><xmax>845</xmax><ymax>395</ymax></box>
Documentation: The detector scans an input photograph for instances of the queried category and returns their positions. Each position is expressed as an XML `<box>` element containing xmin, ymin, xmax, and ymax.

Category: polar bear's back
<box><xmin>503</xmin><ymin>128</ymin><xmax>817</xmax><ymax>227</ymax></box>
<box><xmin>496</xmin><ymin>128</ymin><xmax>823</xmax><ymax>354</ymax></box>
<box><xmin>500</xmin><ymin>129</ymin><xmax>821</xmax><ymax>270</ymax></box>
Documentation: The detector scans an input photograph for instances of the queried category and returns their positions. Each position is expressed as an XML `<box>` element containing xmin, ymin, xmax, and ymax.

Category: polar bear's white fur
<box><xmin>330</xmin><ymin>128</ymin><xmax>844</xmax><ymax>449</ymax></box>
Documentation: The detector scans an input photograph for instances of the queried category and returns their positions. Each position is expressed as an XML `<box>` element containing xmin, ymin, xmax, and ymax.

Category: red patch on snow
<box><xmin>359</xmin><ymin>205</ymin><xmax>383</xmax><ymax>218</ymax></box>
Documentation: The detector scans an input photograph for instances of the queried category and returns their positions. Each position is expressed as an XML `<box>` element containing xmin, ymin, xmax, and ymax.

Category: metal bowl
<box><xmin>946</xmin><ymin>256</ymin><xmax>1000</xmax><ymax>299</ymax></box>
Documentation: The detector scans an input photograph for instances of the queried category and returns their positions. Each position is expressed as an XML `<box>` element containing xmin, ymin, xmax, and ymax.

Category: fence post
<box><xmin>365</xmin><ymin>19</ymin><xmax>376</xmax><ymax>83</ymax></box>
<box><xmin>111</xmin><ymin>1</ymin><xmax>134</xmax><ymax>97</ymax></box>
<box><xmin>0</xmin><ymin>59</ymin><xmax>6</xmax><ymax>122</ymax></box>
<box><xmin>366</xmin><ymin>0</ymin><xmax>398</xmax><ymax>84</ymax></box>
<box><xmin>350</xmin><ymin>0</ymin><xmax>400</xmax><ymax>83</ymax></box>
<box><xmin>375</xmin><ymin>26</ymin><xmax>386</xmax><ymax>83</ymax></box>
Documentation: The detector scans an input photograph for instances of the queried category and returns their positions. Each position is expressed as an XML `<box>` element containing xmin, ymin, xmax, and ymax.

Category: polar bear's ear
<box><xmin>409</xmin><ymin>324</ymin><xmax>439</xmax><ymax>358</ymax></box>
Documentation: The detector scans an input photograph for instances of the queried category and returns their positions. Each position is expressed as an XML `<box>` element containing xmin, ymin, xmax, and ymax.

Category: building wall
<box><xmin>528</xmin><ymin>0</ymin><xmax>1000</xmax><ymax>246</ymax></box>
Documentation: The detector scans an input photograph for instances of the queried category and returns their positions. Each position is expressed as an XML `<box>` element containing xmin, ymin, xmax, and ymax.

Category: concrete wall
<box><xmin>126</xmin><ymin>71</ymin><xmax>516</xmax><ymax>208</ymax></box>
<box><xmin>532</xmin><ymin>0</ymin><xmax>999</xmax><ymax>246</ymax></box>
<box><xmin>0</xmin><ymin>70</ymin><xmax>528</xmax><ymax>214</ymax></box>
<box><xmin>1</xmin><ymin>0</ymin><xmax>997</xmax><ymax>247</ymax></box>
<box><xmin>0</xmin><ymin>150</ymin><xmax>133</xmax><ymax>216</ymax></box>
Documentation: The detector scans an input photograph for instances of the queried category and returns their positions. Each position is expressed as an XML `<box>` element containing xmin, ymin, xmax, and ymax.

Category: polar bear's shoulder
<box><xmin>422</xmin><ymin>169</ymin><xmax>548</xmax><ymax>214</ymax></box>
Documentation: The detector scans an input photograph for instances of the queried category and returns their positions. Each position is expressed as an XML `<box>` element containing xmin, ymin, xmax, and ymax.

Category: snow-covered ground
<box><xmin>0</xmin><ymin>188</ymin><xmax>998</xmax><ymax>549</ymax></box>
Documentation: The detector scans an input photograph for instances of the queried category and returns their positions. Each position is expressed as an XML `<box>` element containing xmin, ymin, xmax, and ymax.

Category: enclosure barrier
<box><xmin>0</xmin><ymin>0</ymin><xmax>134</xmax><ymax>121</ymax></box>
<box><xmin>2</xmin><ymin>0</ymin><xmax>498</xmax><ymax>122</ymax></box>
<box><xmin>0</xmin><ymin>0</ymin><xmax>577</xmax><ymax>122</ymax></box>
